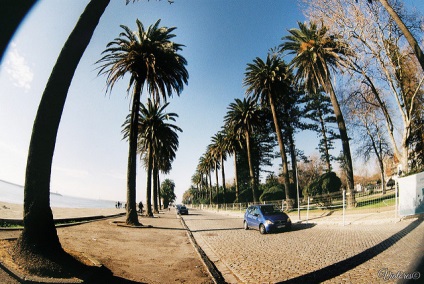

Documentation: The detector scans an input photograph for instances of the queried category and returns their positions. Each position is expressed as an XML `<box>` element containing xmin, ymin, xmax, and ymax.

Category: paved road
<box><xmin>183</xmin><ymin>209</ymin><xmax>424</xmax><ymax>284</ymax></box>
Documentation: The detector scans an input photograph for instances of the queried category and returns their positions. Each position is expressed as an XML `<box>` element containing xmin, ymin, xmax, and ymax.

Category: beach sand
<box><xmin>0</xmin><ymin>201</ymin><xmax>124</xmax><ymax>220</ymax></box>
<box><xmin>0</xmin><ymin>202</ymin><xmax>213</xmax><ymax>283</ymax></box>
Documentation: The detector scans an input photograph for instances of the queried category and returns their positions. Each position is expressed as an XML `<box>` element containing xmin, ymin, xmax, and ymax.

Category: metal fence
<box><xmin>189</xmin><ymin>186</ymin><xmax>398</xmax><ymax>225</ymax></box>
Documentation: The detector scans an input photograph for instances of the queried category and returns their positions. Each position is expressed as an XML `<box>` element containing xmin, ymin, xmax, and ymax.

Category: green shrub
<box><xmin>260</xmin><ymin>185</ymin><xmax>284</xmax><ymax>202</ymax></box>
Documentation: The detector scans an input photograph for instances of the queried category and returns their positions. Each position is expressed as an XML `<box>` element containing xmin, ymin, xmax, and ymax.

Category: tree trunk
<box><xmin>318</xmin><ymin>109</ymin><xmax>332</xmax><ymax>172</ymax></box>
<box><xmin>153</xmin><ymin>165</ymin><xmax>159</xmax><ymax>213</ymax></box>
<box><xmin>126</xmin><ymin>83</ymin><xmax>142</xmax><ymax>225</ymax></box>
<box><xmin>146</xmin><ymin>145</ymin><xmax>153</xmax><ymax>217</ymax></box>
<box><xmin>245</xmin><ymin>130</ymin><xmax>258</xmax><ymax>203</ymax></box>
<box><xmin>379</xmin><ymin>0</ymin><xmax>424</xmax><ymax>73</ymax></box>
<box><xmin>14</xmin><ymin>0</ymin><xmax>110</xmax><ymax>265</ymax></box>
<box><xmin>214</xmin><ymin>162</ymin><xmax>219</xmax><ymax>204</ymax></box>
<box><xmin>268</xmin><ymin>94</ymin><xmax>292</xmax><ymax>207</ymax></box>
<box><xmin>287</xmin><ymin>129</ymin><xmax>298</xmax><ymax>199</ymax></box>
<box><xmin>158</xmin><ymin>174</ymin><xmax>162</xmax><ymax>210</ymax></box>
<box><xmin>233</xmin><ymin>151</ymin><xmax>239</xmax><ymax>201</ymax></box>
<box><xmin>221</xmin><ymin>155</ymin><xmax>226</xmax><ymax>204</ymax></box>
<box><xmin>379</xmin><ymin>159</ymin><xmax>387</xmax><ymax>195</ymax></box>
<box><xmin>326</xmin><ymin>82</ymin><xmax>356</xmax><ymax>207</ymax></box>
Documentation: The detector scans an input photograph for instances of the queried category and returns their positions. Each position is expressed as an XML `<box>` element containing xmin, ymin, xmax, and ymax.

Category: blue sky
<box><xmin>1</xmin><ymin>0</ymin><xmax>423</xmax><ymax>203</ymax></box>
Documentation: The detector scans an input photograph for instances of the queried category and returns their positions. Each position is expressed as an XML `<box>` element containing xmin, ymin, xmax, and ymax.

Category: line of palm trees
<box><xmin>192</xmin><ymin>22</ymin><xmax>357</xmax><ymax>208</ymax></box>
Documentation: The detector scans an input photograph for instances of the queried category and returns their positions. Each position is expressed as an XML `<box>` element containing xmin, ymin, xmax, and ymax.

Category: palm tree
<box><xmin>156</xmin><ymin>148</ymin><xmax>173</xmax><ymax>210</ymax></box>
<box><xmin>97</xmin><ymin>19</ymin><xmax>188</xmax><ymax>224</ymax></box>
<box><xmin>244</xmin><ymin>53</ymin><xmax>293</xmax><ymax>207</ymax></box>
<box><xmin>211</xmin><ymin>131</ymin><xmax>228</xmax><ymax>204</ymax></box>
<box><xmin>197</xmin><ymin>155</ymin><xmax>211</xmax><ymax>203</ymax></box>
<box><xmin>206</xmin><ymin>142</ymin><xmax>221</xmax><ymax>204</ymax></box>
<box><xmin>124</xmin><ymin>99</ymin><xmax>181</xmax><ymax>217</ymax></box>
<box><xmin>280</xmin><ymin>21</ymin><xmax>356</xmax><ymax>207</ymax></box>
<box><xmin>13</xmin><ymin>0</ymin><xmax>110</xmax><ymax>273</ymax></box>
<box><xmin>222</xmin><ymin>126</ymin><xmax>241</xmax><ymax>201</ymax></box>
<box><xmin>224</xmin><ymin>97</ymin><xmax>261</xmax><ymax>203</ymax></box>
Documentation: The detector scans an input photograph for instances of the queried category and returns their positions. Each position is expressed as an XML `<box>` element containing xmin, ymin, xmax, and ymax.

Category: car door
<box><xmin>245</xmin><ymin>206</ymin><xmax>254</xmax><ymax>227</ymax></box>
<box><xmin>250</xmin><ymin>206</ymin><xmax>261</xmax><ymax>229</ymax></box>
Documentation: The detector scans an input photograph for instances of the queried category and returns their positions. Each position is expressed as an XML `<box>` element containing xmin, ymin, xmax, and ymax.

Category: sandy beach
<box><xmin>0</xmin><ymin>201</ymin><xmax>124</xmax><ymax>220</ymax></box>
<box><xmin>0</xmin><ymin>201</ymin><xmax>214</xmax><ymax>283</ymax></box>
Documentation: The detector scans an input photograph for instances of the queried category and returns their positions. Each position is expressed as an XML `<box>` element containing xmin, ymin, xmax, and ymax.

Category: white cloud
<box><xmin>5</xmin><ymin>43</ymin><xmax>34</xmax><ymax>91</ymax></box>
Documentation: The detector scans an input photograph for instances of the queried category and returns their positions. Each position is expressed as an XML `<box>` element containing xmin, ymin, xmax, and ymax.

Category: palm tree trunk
<box><xmin>233</xmin><ymin>151</ymin><xmax>239</xmax><ymax>201</ymax></box>
<box><xmin>126</xmin><ymin>83</ymin><xmax>142</xmax><ymax>225</ymax></box>
<box><xmin>209</xmin><ymin>171</ymin><xmax>213</xmax><ymax>204</ymax></box>
<box><xmin>146</xmin><ymin>145</ymin><xmax>153</xmax><ymax>217</ymax></box>
<box><xmin>268</xmin><ymin>94</ymin><xmax>292</xmax><ymax>207</ymax></box>
<box><xmin>158</xmin><ymin>174</ymin><xmax>162</xmax><ymax>210</ymax></box>
<box><xmin>215</xmin><ymin>162</ymin><xmax>219</xmax><ymax>204</ymax></box>
<box><xmin>14</xmin><ymin>0</ymin><xmax>110</xmax><ymax>262</ymax></box>
<box><xmin>153</xmin><ymin>164</ymin><xmax>159</xmax><ymax>213</ymax></box>
<box><xmin>220</xmin><ymin>155</ymin><xmax>226</xmax><ymax>204</ymax></box>
<box><xmin>379</xmin><ymin>0</ymin><xmax>424</xmax><ymax>73</ymax></box>
<box><xmin>326</xmin><ymin>82</ymin><xmax>355</xmax><ymax>207</ymax></box>
<box><xmin>245</xmin><ymin>130</ymin><xmax>258</xmax><ymax>203</ymax></box>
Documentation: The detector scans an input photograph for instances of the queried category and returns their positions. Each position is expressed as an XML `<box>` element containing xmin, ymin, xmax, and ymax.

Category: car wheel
<box><xmin>243</xmin><ymin>220</ymin><xmax>249</xmax><ymax>230</ymax></box>
<box><xmin>259</xmin><ymin>224</ymin><xmax>266</xmax><ymax>234</ymax></box>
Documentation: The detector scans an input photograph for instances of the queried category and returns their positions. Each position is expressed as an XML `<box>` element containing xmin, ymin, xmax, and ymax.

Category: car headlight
<box><xmin>265</xmin><ymin>220</ymin><xmax>274</xmax><ymax>225</ymax></box>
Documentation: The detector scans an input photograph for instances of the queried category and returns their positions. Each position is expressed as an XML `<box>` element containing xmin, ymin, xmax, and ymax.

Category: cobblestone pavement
<box><xmin>183</xmin><ymin>209</ymin><xmax>424</xmax><ymax>284</ymax></box>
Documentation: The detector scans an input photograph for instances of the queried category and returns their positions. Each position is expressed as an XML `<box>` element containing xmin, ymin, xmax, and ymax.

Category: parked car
<box><xmin>177</xmin><ymin>205</ymin><xmax>188</xmax><ymax>215</ymax></box>
<box><xmin>244</xmin><ymin>204</ymin><xmax>291</xmax><ymax>234</ymax></box>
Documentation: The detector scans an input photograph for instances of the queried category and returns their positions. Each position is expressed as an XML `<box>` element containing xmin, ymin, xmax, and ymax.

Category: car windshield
<box><xmin>260</xmin><ymin>206</ymin><xmax>280</xmax><ymax>215</ymax></box>
<box><xmin>180</xmin><ymin>206</ymin><xmax>186</xmax><ymax>209</ymax></box>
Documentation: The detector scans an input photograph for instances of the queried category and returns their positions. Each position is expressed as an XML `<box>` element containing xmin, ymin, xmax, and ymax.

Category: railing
<box><xmin>188</xmin><ymin>188</ymin><xmax>398</xmax><ymax>225</ymax></box>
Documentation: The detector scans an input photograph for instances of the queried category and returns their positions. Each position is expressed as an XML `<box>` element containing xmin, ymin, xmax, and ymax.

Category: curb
<box><xmin>179</xmin><ymin>216</ymin><xmax>227</xmax><ymax>284</ymax></box>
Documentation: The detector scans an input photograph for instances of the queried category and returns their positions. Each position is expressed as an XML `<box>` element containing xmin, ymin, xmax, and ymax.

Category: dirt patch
<box><xmin>0</xmin><ymin>211</ymin><xmax>214</xmax><ymax>283</ymax></box>
<box><xmin>57</xmin><ymin>212</ymin><xmax>213</xmax><ymax>283</ymax></box>
<box><xmin>0</xmin><ymin>239</ymin><xmax>103</xmax><ymax>282</ymax></box>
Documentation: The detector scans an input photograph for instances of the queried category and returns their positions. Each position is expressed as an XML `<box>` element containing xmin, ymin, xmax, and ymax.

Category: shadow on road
<box><xmin>289</xmin><ymin>223</ymin><xmax>316</xmax><ymax>232</ymax></box>
<box><xmin>277</xmin><ymin>218</ymin><xmax>423</xmax><ymax>284</ymax></box>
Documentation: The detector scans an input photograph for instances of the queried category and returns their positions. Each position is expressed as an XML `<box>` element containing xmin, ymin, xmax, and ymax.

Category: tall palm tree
<box><xmin>224</xmin><ymin>97</ymin><xmax>261</xmax><ymax>203</ymax></box>
<box><xmin>14</xmin><ymin>0</ymin><xmax>110</xmax><ymax>273</ymax></box>
<box><xmin>280</xmin><ymin>21</ymin><xmax>356</xmax><ymax>207</ymax></box>
<box><xmin>197</xmin><ymin>155</ymin><xmax>210</xmax><ymax>203</ymax></box>
<box><xmin>124</xmin><ymin>99</ymin><xmax>181</xmax><ymax>217</ymax></box>
<box><xmin>211</xmin><ymin>131</ymin><xmax>228</xmax><ymax>204</ymax></box>
<box><xmin>97</xmin><ymin>19</ymin><xmax>188</xmax><ymax>224</ymax></box>
<box><xmin>156</xmin><ymin>148</ymin><xmax>173</xmax><ymax>210</ymax></box>
<box><xmin>206</xmin><ymin>142</ymin><xmax>221</xmax><ymax>204</ymax></box>
<box><xmin>244</xmin><ymin>54</ymin><xmax>293</xmax><ymax>207</ymax></box>
<box><xmin>222</xmin><ymin>126</ymin><xmax>241</xmax><ymax>201</ymax></box>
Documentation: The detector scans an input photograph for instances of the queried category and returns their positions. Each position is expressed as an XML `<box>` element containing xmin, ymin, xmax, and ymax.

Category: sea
<box><xmin>0</xmin><ymin>179</ymin><xmax>116</xmax><ymax>209</ymax></box>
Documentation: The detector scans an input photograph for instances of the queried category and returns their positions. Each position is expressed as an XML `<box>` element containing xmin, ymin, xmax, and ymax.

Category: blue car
<box><xmin>244</xmin><ymin>204</ymin><xmax>291</xmax><ymax>234</ymax></box>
